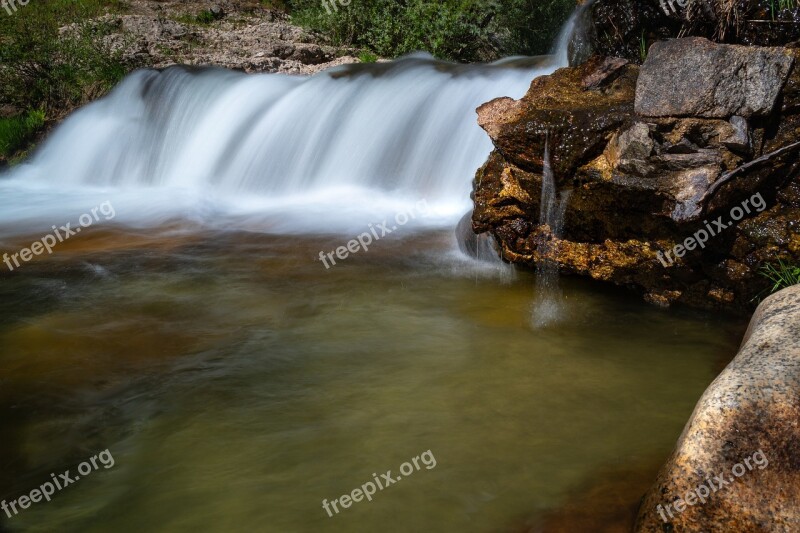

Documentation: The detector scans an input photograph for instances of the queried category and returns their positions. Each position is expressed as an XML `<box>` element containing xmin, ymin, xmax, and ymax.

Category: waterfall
<box><xmin>551</xmin><ymin>0</ymin><xmax>598</xmax><ymax>67</ymax></box>
<box><xmin>531</xmin><ymin>137</ymin><xmax>571</xmax><ymax>328</ymax></box>
<box><xmin>0</xmin><ymin>5</ymin><xmax>593</xmax><ymax>237</ymax></box>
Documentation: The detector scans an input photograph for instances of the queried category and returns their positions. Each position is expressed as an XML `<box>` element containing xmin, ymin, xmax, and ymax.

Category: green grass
<box><xmin>770</xmin><ymin>0</ymin><xmax>800</xmax><ymax>20</ymax></box>
<box><xmin>639</xmin><ymin>31</ymin><xmax>647</xmax><ymax>62</ymax></box>
<box><xmin>760</xmin><ymin>260</ymin><xmax>800</xmax><ymax>294</ymax></box>
<box><xmin>260</xmin><ymin>0</ymin><xmax>288</xmax><ymax>9</ymax></box>
<box><xmin>358</xmin><ymin>51</ymin><xmax>378</xmax><ymax>63</ymax></box>
<box><xmin>0</xmin><ymin>109</ymin><xmax>46</xmax><ymax>160</ymax></box>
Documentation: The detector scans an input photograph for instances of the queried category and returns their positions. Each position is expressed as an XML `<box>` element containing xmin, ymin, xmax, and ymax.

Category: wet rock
<box><xmin>456</xmin><ymin>211</ymin><xmax>500</xmax><ymax>262</ymax></box>
<box><xmin>722</xmin><ymin>116</ymin><xmax>752</xmax><ymax>155</ymax></box>
<box><xmin>635</xmin><ymin>37</ymin><xmax>795</xmax><ymax>119</ymax></box>
<box><xmin>471</xmin><ymin>43</ymin><xmax>800</xmax><ymax>312</ymax></box>
<box><xmin>580</xmin><ymin>57</ymin><xmax>629</xmax><ymax>90</ymax></box>
<box><xmin>586</xmin><ymin>0</ymin><xmax>681</xmax><ymax>64</ymax></box>
<box><xmin>605</xmin><ymin>122</ymin><xmax>654</xmax><ymax>176</ymax></box>
<box><xmin>635</xmin><ymin>284</ymin><xmax>800</xmax><ymax>532</ymax></box>
<box><xmin>477</xmin><ymin>56</ymin><xmax>638</xmax><ymax>178</ymax></box>
<box><xmin>609</xmin><ymin>122</ymin><xmax>653</xmax><ymax>160</ymax></box>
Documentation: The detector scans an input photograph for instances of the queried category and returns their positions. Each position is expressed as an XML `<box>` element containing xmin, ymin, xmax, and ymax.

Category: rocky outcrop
<box><xmin>67</xmin><ymin>0</ymin><xmax>360</xmax><ymax>76</ymax></box>
<box><xmin>635</xmin><ymin>285</ymin><xmax>800</xmax><ymax>532</ymax></box>
<box><xmin>472</xmin><ymin>38</ymin><xmax>800</xmax><ymax>312</ymax></box>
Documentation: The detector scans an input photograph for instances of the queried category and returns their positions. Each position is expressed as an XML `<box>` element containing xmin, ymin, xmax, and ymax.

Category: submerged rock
<box><xmin>635</xmin><ymin>285</ymin><xmax>800</xmax><ymax>532</ymax></box>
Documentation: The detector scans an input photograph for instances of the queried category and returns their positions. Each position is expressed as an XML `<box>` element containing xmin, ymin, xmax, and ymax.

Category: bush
<box><xmin>0</xmin><ymin>0</ymin><xmax>129</xmax><ymax>116</ymax></box>
<box><xmin>491</xmin><ymin>0</ymin><xmax>577</xmax><ymax>58</ymax></box>
<box><xmin>177</xmin><ymin>8</ymin><xmax>225</xmax><ymax>25</ymax></box>
<box><xmin>0</xmin><ymin>109</ymin><xmax>46</xmax><ymax>160</ymax></box>
<box><xmin>287</xmin><ymin>0</ymin><xmax>576</xmax><ymax>62</ymax></box>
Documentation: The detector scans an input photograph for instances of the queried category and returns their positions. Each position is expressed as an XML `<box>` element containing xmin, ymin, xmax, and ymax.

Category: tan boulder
<box><xmin>635</xmin><ymin>285</ymin><xmax>800</xmax><ymax>532</ymax></box>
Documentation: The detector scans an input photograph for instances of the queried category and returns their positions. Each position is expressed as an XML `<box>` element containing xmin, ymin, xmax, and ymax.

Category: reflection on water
<box><xmin>0</xmin><ymin>228</ymin><xmax>744</xmax><ymax>532</ymax></box>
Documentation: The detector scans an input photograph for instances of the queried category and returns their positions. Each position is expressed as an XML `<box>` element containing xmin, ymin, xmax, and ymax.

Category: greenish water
<box><xmin>0</xmin><ymin>229</ymin><xmax>744</xmax><ymax>532</ymax></box>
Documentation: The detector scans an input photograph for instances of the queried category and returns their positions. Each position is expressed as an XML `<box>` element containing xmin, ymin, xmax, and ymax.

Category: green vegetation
<box><xmin>770</xmin><ymin>0</ymin><xmax>800</xmax><ymax>20</ymax></box>
<box><xmin>260</xmin><ymin>0</ymin><xmax>288</xmax><ymax>9</ymax></box>
<box><xmin>196</xmin><ymin>9</ymin><xmax>217</xmax><ymax>24</ymax></box>
<box><xmin>760</xmin><ymin>260</ymin><xmax>800</xmax><ymax>294</ymax></box>
<box><xmin>0</xmin><ymin>109</ymin><xmax>46</xmax><ymax>160</ymax></box>
<box><xmin>639</xmin><ymin>31</ymin><xmax>647</xmax><ymax>62</ymax></box>
<box><xmin>358</xmin><ymin>51</ymin><xmax>378</xmax><ymax>63</ymax></box>
<box><xmin>286</xmin><ymin>0</ymin><xmax>576</xmax><ymax>62</ymax></box>
<box><xmin>0</xmin><ymin>0</ymin><xmax>130</xmax><ymax>160</ymax></box>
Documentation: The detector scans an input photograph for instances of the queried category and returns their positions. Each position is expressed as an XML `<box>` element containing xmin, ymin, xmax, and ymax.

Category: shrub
<box><xmin>0</xmin><ymin>109</ymin><xmax>46</xmax><ymax>160</ymax></box>
<box><xmin>286</xmin><ymin>0</ymin><xmax>576</xmax><ymax>62</ymax></box>
<box><xmin>0</xmin><ymin>0</ymin><xmax>129</xmax><ymax>116</ymax></box>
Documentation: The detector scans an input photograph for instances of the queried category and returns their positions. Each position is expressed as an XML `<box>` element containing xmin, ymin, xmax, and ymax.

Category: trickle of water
<box><xmin>532</xmin><ymin>137</ymin><xmax>571</xmax><ymax>328</ymax></box>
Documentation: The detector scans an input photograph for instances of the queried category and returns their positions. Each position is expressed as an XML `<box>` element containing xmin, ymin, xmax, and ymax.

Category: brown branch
<box><xmin>699</xmin><ymin>139</ymin><xmax>800</xmax><ymax>209</ymax></box>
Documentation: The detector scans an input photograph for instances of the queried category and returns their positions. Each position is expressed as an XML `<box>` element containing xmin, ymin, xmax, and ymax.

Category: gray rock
<box><xmin>615</xmin><ymin>122</ymin><xmax>654</xmax><ymax>160</ymax></box>
<box><xmin>721</xmin><ymin>115</ymin><xmax>752</xmax><ymax>155</ymax></box>
<box><xmin>209</xmin><ymin>5</ymin><xmax>224</xmax><ymax>19</ymax></box>
<box><xmin>667</xmin><ymin>165</ymin><xmax>719</xmax><ymax>222</ymax></box>
<box><xmin>635</xmin><ymin>37</ymin><xmax>795</xmax><ymax>119</ymax></box>
<box><xmin>606</xmin><ymin>122</ymin><xmax>655</xmax><ymax>176</ymax></box>
<box><xmin>651</xmin><ymin>149</ymin><xmax>722</xmax><ymax>171</ymax></box>
<box><xmin>663</xmin><ymin>137</ymin><xmax>700</xmax><ymax>154</ymax></box>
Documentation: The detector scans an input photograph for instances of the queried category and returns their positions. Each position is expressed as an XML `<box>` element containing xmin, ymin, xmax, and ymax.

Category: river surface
<box><xmin>0</xmin><ymin>225</ymin><xmax>744</xmax><ymax>532</ymax></box>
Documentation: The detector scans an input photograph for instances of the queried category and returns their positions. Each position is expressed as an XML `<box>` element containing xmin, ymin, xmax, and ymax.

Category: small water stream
<box><xmin>532</xmin><ymin>138</ymin><xmax>572</xmax><ymax>329</ymax></box>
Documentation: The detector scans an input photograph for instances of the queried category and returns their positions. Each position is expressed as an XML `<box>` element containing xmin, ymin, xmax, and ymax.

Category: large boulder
<box><xmin>472</xmin><ymin>40</ymin><xmax>800</xmax><ymax>312</ymax></box>
<box><xmin>635</xmin><ymin>285</ymin><xmax>800</xmax><ymax>532</ymax></box>
<box><xmin>636</xmin><ymin>37</ymin><xmax>795</xmax><ymax>118</ymax></box>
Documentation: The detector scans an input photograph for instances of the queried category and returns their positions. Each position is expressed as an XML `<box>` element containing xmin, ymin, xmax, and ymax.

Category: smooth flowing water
<box><xmin>0</xmin><ymin>2</ymin><xmax>745</xmax><ymax>531</ymax></box>
<box><xmin>0</xmin><ymin>228</ymin><xmax>743</xmax><ymax>532</ymax></box>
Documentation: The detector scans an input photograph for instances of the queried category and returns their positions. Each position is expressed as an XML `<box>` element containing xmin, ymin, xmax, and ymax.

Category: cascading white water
<box><xmin>0</xmin><ymin>6</ymin><xmax>591</xmax><ymax>237</ymax></box>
